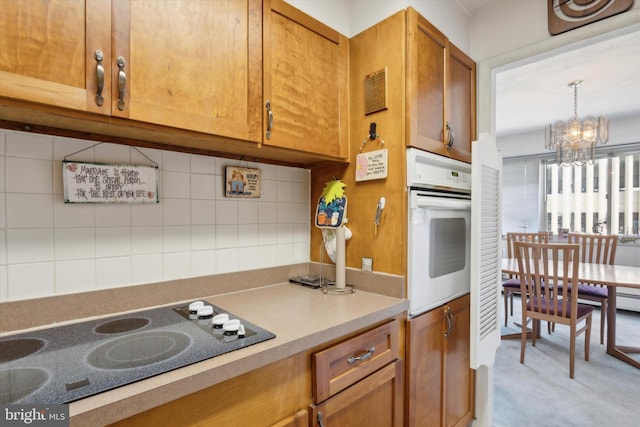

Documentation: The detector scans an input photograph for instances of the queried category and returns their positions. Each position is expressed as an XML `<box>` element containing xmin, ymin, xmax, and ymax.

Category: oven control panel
<box><xmin>407</xmin><ymin>148</ymin><xmax>471</xmax><ymax>192</ymax></box>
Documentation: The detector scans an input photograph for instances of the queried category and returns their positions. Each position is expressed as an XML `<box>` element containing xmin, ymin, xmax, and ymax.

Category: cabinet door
<box><xmin>406</xmin><ymin>8</ymin><xmax>475</xmax><ymax>164</ymax></box>
<box><xmin>406</xmin><ymin>8</ymin><xmax>448</xmax><ymax>158</ymax></box>
<box><xmin>406</xmin><ymin>305</ymin><xmax>444</xmax><ymax>427</ymax></box>
<box><xmin>443</xmin><ymin>294</ymin><xmax>473</xmax><ymax>427</ymax></box>
<box><xmin>446</xmin><ymin>45</ymin><xmax>475</xmax><ymax>164</ymax></box>
<box><xmin>263</xmin><ymin>0</ymin><xmax>348</xmax><ymax>159</ymax></box>
<box><xmin>309</xmin><ymin>360</ymin><xmax>402</xmax><ymax>427</ymax></box>
<box><xmin>113</xmin><ymin>0</ymin><xmax>263</xmax><ymax>142</ymax></box>
<box><xmin>0</xmin><ymin>0</ymin><xmax>111</xmax><ymax>114</ymax></box>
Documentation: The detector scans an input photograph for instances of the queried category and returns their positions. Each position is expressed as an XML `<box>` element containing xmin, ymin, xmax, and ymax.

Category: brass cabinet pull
<box><xmin>94</xmin><ymin>50</ymin><xmax>105</xmax><ymax>106</ymax></box>
<box><xmin>444</xmin><ymin>306</ymin><xmax>454</xmax><ymax>337</ymax></box>
<box><xmin>265</xmin><ymin>100</ymin><xmax>273</xmax><ymax>139</ymax></box>
<box><xmin>348</xmin><ymin>346</ymin><xmax>375</xmax><ymax>365</ymax></box>
<box><xmin>445</xmin><ymin>121</ymin><xmax>455</xmax><ymax>151</ymax></box>
<box><xmin>116</xmin><ymin>56</ymin><xmax>126</xmax><ymax>111</ymax></box>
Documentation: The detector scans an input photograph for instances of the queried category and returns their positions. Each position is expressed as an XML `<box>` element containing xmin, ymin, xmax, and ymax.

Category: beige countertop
<box><xmin>69</xmin><ymin>282</ymin><xmax>408</xmax><ymax>426</ymax></box>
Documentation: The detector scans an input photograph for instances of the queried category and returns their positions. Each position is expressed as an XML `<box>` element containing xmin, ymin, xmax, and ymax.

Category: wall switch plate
<box><xmin>362</xmin><ymin>257</ymin><xmax>373</xmax><ymax>272</ymax></box>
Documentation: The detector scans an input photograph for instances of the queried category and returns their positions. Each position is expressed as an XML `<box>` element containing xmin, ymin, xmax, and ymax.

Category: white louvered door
<box><xmin>470</xmin><ymin>133</ymin><xmax>501</xmax><ymax>368</ymax></box>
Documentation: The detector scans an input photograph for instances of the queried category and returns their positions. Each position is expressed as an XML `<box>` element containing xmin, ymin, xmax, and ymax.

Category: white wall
<box><xmin>0</xmin><ymin>129</ymin><xmax>311</xmax><ymax>302</ymax></box>
<box><xmin>497</xmin><ymin>114</ymin><xmax>640</xmax><ymax>158</ymax></box>
<box><xmin>286</xmin><ymin>0</ymin><xmax>473</xmax><ymax>53</ymax></box>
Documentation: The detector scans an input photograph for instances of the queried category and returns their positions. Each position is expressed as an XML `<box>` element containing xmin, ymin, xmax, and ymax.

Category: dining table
<box><xmin>501</xmin><ymin>258</ymin><xmax>640</xmax><ymax>369</ymax></box>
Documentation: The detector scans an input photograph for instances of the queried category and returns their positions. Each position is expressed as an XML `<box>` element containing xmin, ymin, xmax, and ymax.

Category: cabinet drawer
<box><xmin>312</xmin><ymin>319</ymin><xmax>399</xmax><ymax>403</ymax></box>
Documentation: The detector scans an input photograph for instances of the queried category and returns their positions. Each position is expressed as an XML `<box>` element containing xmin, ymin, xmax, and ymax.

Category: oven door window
<box><xmin>429</xmin><ymin>217</ymin><xmax>466</xmax><ymax>278</ymax></box>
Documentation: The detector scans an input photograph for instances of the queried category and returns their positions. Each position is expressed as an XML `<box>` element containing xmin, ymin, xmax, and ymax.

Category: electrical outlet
<box><xmin>362</xmin><ymin>257</ymin><xmax>373</xmax><ymax>272</ymax></box>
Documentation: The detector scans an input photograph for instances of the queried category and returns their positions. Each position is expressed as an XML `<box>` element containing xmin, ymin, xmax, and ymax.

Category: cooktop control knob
<box><xmin>188</xmin><ymin>301</ymin><xmax>205</xmax><ymax>319</ymax></box>
<box><xmin>197</xmin><ymin>305</ymin><xmax>214</xmax><ymax>324</ymax></box>
<box><xmin>212</xmin><ymin>313</ymin><xmax>229</xmax><ymax>329</ymax></box>
<box><xmin>238</xmin><ymin>324</ymin><xmax>246</xmax><ymax>338</ymax></box>
<box><xmin>222</xmin><ymin>319</ymin><xmax>241</xmax><ymax>335</ymax></box>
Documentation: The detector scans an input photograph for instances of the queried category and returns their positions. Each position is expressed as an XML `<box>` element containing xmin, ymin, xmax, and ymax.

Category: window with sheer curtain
<box><xmin>502</xmin><ymin>146</ymin><xmax>640</xmax><ymax>237</ymax></box>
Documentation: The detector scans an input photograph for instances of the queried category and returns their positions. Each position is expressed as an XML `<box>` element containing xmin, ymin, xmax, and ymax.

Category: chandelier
<box><xmin>545</xmin><ymin>80</ymin><xmax>609</xmax><ymax>166</ymax></box>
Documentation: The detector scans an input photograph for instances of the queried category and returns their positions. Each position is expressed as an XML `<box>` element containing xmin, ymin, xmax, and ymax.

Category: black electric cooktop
<box><xmin>0</xmin><ymin>301</ymin><xmax>275</xmax><ymax>404</ymax></box>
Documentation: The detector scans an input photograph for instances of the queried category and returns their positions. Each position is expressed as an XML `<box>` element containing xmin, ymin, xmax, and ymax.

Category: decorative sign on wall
<box><xmin>355</xmin><ymin>148</ymin><xmax>388</xmax><ymax>182</ymax></box>
<box><xmin>63</xmin><ymin>161</ymin><xmax>159</xmax><ymax>204</ymax></box>
<box><xmin>364</xmin><ymin>67</ymin><xmax>388</xmax><ymax>115</ymax></box>
<box><xmin>548</xmin><ymin>0</ymin><xmax>634</xmax><ymax>35</ymax></box>
<box><xmin>225</xmin><ymin>166</ymin><xmax>261</xmax><ymax>198</ymax></box>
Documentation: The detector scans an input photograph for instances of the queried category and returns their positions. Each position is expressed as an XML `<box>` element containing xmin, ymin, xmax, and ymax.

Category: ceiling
<box><xmin>458</xmin><ymin>0</ymin><xmax>640</xmax><ymax>138</ymax></box>
<box><xmin>495</xmin><ymin>29</ymin><xmax>640</xmax><ymax>137</ymax></box>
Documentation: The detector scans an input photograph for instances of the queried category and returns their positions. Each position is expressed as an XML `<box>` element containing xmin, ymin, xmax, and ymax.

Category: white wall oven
<box><xmin>407</xmin><ymin>148</ymin><xmax>472</xmax><ymax>317</ymax></box>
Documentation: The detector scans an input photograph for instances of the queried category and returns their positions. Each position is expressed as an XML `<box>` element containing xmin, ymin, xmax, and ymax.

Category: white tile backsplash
<box><xmin>190</xmin><ymin>199</ymin><xmax>215</xmax><ymax>225</ymax></box>
<box><xmin>96</xmin><ymin>256</ymin><xmax>132</xmax><ymax>288</ymax></box>
<box><xmin>96</xmin><ymin>227</ymin><xmax>131</xmax><ymax>258</ymax></box>
<box><xmin>6</xmin><ymin>157</ymin><xmax>53</xmax><ymax>193</ymax></box>
<box><xmin>190</xmin><ymin>250</ymin><xmax>216</xmax><ymax>277</ymax></box>
<box><xmin>215</xmin><ymin>224</ymin><xmax>238</xmax><ymax>249</ymax></box>
<box><xmin>162</xmin><ymin>198</ymin><xmax>190</xmax><ymax>225</ymax></box>
<box><xmin>132</xmin><ymin>253</ymin><xmax>164</xmax><ymax>283</ymax></box>
<box><xmin>0</xmin><ymin>129</ymin><xmax>311</xmax><ymax>302</ymax></box>
<box><xmin>6</xmin><ymin>194</ymin><xmax>54</xmax><ymax>228</ymax></box>
<box><xmin>8</xmin><ymin>262</ymin><xmax>55</xmax><ymax>300</ymax></box>
<box><xmin>162</xmin><ymin>251</ymin><xmax>191</xmax><ymax>279</ymax></box>
<box><xmin>55</xmin><ymin>259</ymin><xmax>96</xmax><ymax>294</ymax></box>
<box><xmin>7</xmin><ymin>229</ymin><xmax>54</xmax><ymax>263</ymax></box>
<box><xmin>55</xmin><ymin>228</ymin><xmax>96</xmax><ymax>260</ymax></box>
<box><xmin>131</xmin><ymin>203</ymin><xmax>163</xmax><ymax>226</ymax></box>
<box><xmin>191</xmin><ymin>173</ymin><xmax>216</xmax><ymax>200</ymax></box>
<box><xmin>6</xmin><ymin>131</ymin><xmax>53</xmax><ymax>159</ymax></box>
<box><xmin>215</xmin><ymin>248</ymin><xmax>238</xmax><ymax>274</ymax></box>
<box><xmin>0</xmin><ymin>265</ymin><xmax>7</xmax><ymax>301</ymax></box>
<box><xmin>163</xmin><ymin>226</ymin><xmax>190</xmax><ymax>252</ymax></box>
<box><xmin>163</xmin><ymin>171</ymin><xmax>190</xmax><ymax>198</ymax></box>
<box><xmin>94</xmin><ymin>204</ymin><xmax>131</xmax><ymax>227</ymax></box>
<box><xmin>54</xmin><ymin>199</ymin><xmax>96</xmax><ymax>228</ymax></box>
<box><xmin>190</xmin><ymin>154</ymin><xmax>217</xmax><ymax>174</ymax></box>
<box><xmin>191</xmin><ymin>225</ymin><xmax>215</xmax><ymax>251</ymax></box>
<box><xmin>131</xmin><ymin>226</ymin><xmax>164</xmax><ymax>254</ymax></box>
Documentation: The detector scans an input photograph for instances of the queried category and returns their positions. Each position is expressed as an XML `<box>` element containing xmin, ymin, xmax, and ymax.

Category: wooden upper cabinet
<box><xmin>0</xmin><ymin>0</ymin><xmax>112</xmax><ymax>114</ymax></box>
<box><xmin>113</xmin><ymin>0</ymin><xmax>263</xmax><ymax>142</ymax></box>
<box><xmin>406</xmin><ymin>8</ymin><xmax>475</xmax><ymax>163</ymax></box>
<box><xmin>447</xmin><ymin>43</ymin><xmax>476</xmax><ymax>163</ymax></box>
<box><xmin>263</xmin><ymin>0</ymin><xmax>348</xmax><ymax>159</ymax></box>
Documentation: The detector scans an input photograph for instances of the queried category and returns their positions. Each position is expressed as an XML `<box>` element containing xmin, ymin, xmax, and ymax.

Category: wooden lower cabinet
<box><xmin>108</xmin><ymin>355</ymin><xmax>311</xmax><ymax>427</ymax></box>
<box><xmin>309</xmin><ymin>319</ymin><xmax>403</xmax><ymax>427</ymax></box>
<box><xmin>406</xmin><ymin>294</ymin><xmax>474</xmax><ymax>427</ymax></box>
<box><xmin>308</xmin><ymin>360</ymin><xmax>403</xmax><ymax>427</ymax></box>
<box><xmin>271</xmin><ymin>409</ymin><xmax>309</xmax><ymax>427</ymax></box>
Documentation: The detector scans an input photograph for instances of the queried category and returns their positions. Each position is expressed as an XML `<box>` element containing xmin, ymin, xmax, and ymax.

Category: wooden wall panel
<box><xmin>311</xmin><ymin>11</ymin><xmax>408</xmax><ymax>276</ymax></box>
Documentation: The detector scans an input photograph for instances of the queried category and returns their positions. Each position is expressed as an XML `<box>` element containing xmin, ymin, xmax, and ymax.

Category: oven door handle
<box><xmin>416</xmin><ymin>198</ymin><xmax>471</xmax><ymax>210</ymax></box>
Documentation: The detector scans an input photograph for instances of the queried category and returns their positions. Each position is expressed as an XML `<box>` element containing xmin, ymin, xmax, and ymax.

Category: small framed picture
<box><xmin>225</xmin><ymin>166</ymin><xmax>261</xmax><ymax>198</ymax></box>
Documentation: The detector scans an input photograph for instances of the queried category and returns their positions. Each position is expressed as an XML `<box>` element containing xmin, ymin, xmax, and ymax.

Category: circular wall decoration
<box><xmin>548</xmin><ymin>0</ymin><xmax>634</xmax><ymax>35</ymax></box>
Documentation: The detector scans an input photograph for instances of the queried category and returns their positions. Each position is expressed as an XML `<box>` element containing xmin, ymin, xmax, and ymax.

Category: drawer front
<box><xmin>312</xmin><ymin>319</ymin><xmax>399</xmax><ymax>403</ymax></box>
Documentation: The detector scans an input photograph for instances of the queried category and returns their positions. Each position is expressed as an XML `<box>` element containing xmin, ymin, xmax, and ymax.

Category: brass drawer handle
<box><xmin>348</xmin><ymin>346</ymin><xmax>375</xmax><ymax>365</ymax></box>
<box><xmin>444</xmin><ymin>306</ymin><xmax>454</xmax><ymax>337</ymax></box>
<box><xmin>265</xmin><ymin>100</ymin><xmax>273</xmax><ymax>139</ymax></box>
<box><xmin>94</xmin><ymin>50</ymin><xmax>105</xmax><ymax>106</ymax></box>
<box><xmin>116</xmin><ymin>56</ymin><xmax>126</xmax><ymax>111</ymax></box>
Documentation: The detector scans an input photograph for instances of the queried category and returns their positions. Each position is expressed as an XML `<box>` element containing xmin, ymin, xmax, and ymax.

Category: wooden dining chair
<box><xmin>513</xmin><ymin>241</ymin><xmax>593</xmax><ymax>379</ymax></box>
<box><xmin>502</xmin><ymin>232</ymin><xmax>549</xmax><ymax>326</ymax></box>
<box><xmin>567</xmin><ymin>232</ymin><xmax>618</xmax><ymax>344</ymax></box>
